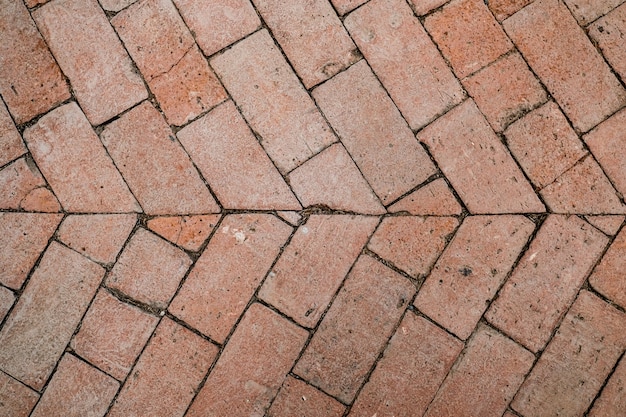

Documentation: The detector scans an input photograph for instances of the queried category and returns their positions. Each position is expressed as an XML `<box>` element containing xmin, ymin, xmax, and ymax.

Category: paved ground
<box><xmin>1</xmin><ymin>0</ymin><xmax>626</xmax><ymax>415</ymax></box>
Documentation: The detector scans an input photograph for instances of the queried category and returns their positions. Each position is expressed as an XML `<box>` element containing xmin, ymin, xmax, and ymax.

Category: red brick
<box><xmin>314</xmin><ymin>61</ymin><xmax>435</xmax><ymax>204</ymax></box>
<box><xmin>368</xmin><ymin>216</ymin><xmax>459</xmax><ymax>278</ymax></box>
<box><xmin>0</xmin><ymin>99</ymin><xmax>25</xmax><ymax>167</ymax></box>
<box><xmin>19</xmin><ymin>187</ymin><xmax>60</xmax><ymax>213</ymax></box>
<box><xmin>589</xmin><ymin>354</ymin><xmax>626</xmax><ymax>416</ymax></box>
<box><xmin>589</xmin><ymin>227</ymin><xmax>626</xmax><ymax>309</ymax></box>
<box><xmin>33</xmin><ymin>0</ymin><xmax>147</xmax><ymax>125</ymax></box>
<box><xmin>407</xmin><ymin>0</ymin><xmax>450</xmax><ymax>15</ymax></box>
<box><xmin>512</xmin><ymin>291</ymin><xmax>626</xmax><ymax>417</ymax></box>
<box><xmin>345</xmin><ymin>0</ymin><xmax>463</xmax><ymax>130</ymax></box>
<box><xmin>503</xmin><ymin>0</ymin><xmax>626</xmax><ymax>132</ymax></box>
<box><xmin>23</xmin><ymin>102</ymin><xmax>141</xmax><ymax>213</ymax></box>
<box><xmin>0</xmin><ymin>371</ymin><xmax>39</xmax><ymax>417</ymax></box>
<box><xmin>106</xmin><ymin>228</ymin><xmax>192</xmax><ymax>309</ymax></box>
<box><xmin>505</xmin><ymin>101</ymin><xmax>587</xmax><ymax>189</ymax></box>
<box><xmin>294</xmin><ymin>255</ymin><xmax>415</xmax><ymax>403</ymax></box>
<box><xmin>0</xmin><ymin>287</ymin><xmax>14</xmax><ymax>323</ymax></box>
<box><xmin>169</xmin><ymin>213</ymin><xmax>292</xmax><ymax>342</ymax></box>
<box><xmin>387</xmin><ymin>179</ymin><xmax>463</xmax><ymax>216</ymax></box>
<box><xmin>0</xmin><ymin>242</ymin><xmax>103</xmax><ymax>389</ymax></box>
<box><xmin>0</xmin><ymin>157</ymin><xmax>60</xmax><ymax>212</ymax></box>
<box><xmin>486</xmin><ymin>215</ymin><xmax>608</xmax><ymax>352</ymax></box>
<box><xmin>0</xmin><ymin>0</ymin><xmax>70</xmax><ymax>125</ymax></box>
<box><xmin>418</xmin><ymin>100</ymin><xmax>544</xmax><ymax>214</ymax></box>
<box><xmin>349</xmin><ymin>313</ymin><xmax>463</xmax><ymax>417</ymax></box>
<box><xmin>276</xmin><ymin>211</ymin><xmax>302</xmax><ymax>226</ymax></box>
<box><xmin>268</xmin><ymin>376</ymin><xmax>345</xmax><ymax>417</ymax></box>
<box><xmin>585</xmin><ymin>215</ymin><xmax>624</xmax><ymax>235</ymax></box>
<box><xmin>259</xmin><ymin>214</ymin><xmax>379</xmax><ymax>327</ymax></box>
<box><xmin>0</xmin><ymin>212</ymin><xmax>62</xmax><ymax>289</ymax></box>
<box><xmin>100</xmin><ymin>101</ymin><xmax>220</xmax><ymax>215</ymax></box>
<box><xmin>30</xmin><ymin>354</ymin><xmax>118</xmax><ymax>417</ymax></box>
<box><xmin>589</xmin><ymin>3</ymin><xmax>626</xmax><ymax>82</ymax></box>
<box><xmin>173</xmin><ymin>0</ymin><xmax>260</xmax><ymax>56</ymax></box>
<box><xmin>416</xmin><ymin>215</ymin><xmax>535</xmax><ymax>340</ymax></box>
<box><xmin>564</xmin><ymin>0</ymin><xmax>623</xmax><ymax>25</ymax></box>
<box><xmin>186</xmin><ymin>303</ymin><xmax>308</xmax><ymax>417</ymax></box>
<box><xmin>424</xmin><ymin>324</ymin><xmax>535</xmax><ymax>417</ymax></box>
<box><xmin>287</xmin><ymin>144</ymin><xmax>386</xmax><ymax>214</ymax></box>
<box><xmin>178</xmin><ymin>101</ymin><xmax>301</xmax><ymax>210</ymax></box>
<box><xmin>99</xmin><ymin>0</ymin><xmax>137</xmax><ymax>11</ymax></box>
<box><xmin>147</xmin><ymin>214</ymin><xmax>220</xmax><ymax>251</ymax></box>
<box><xmin>424</xmin><ymin>0</ymin><xmax>513</xmax><ymax>78</ymax></box>
<box><xmin>330</xmin><ymin>0</ymin><xmax>367</xmax><ymax>15</ymax></box>
<box><xmin>540</xmin><ymin>155</ymin><xmax>626</xmax><ymax>214</ymax></box>
<box><xmin>108</xmin><ymin>318</ymin><xmax>217</xmax><ymax>417</ymax></box>
<box><xmin>487</xmin><ymin>0</ymin><xmax>534</xmax><ymax>20</ymax></box>
<box><xmin>71</xmin><ymin>290</ymin><xmax>159</xmax><ymax>380</ymax></box>
<box><xmin>210</xmin><ymin>30</ymin><xmax>336</xmax><ymax>173</ymax></box>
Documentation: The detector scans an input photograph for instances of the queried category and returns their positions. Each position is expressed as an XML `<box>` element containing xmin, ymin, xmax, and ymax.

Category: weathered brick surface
<box><xmin>585</xmin><ymin>215</ymin><xmax>624</xmax><ymax>235</ymax></box>
<box><xmin>589</xmin><ymin>226</ymin><xmax>626</xmax><ymax>308</ymax></box>
<box><xmin>564</xmin><ymin>0</ymin><xmax>624</xmax><ymax>25</ymax></box>
<box><xmin>407</xmin><ymin>0</ymin><xmax>450</xmax><ymax>15</ymax></box>
<box><xmin>147</xmin><ymin>214</ymin><xmax>220</xmax><ymax>251</ymax></box>
<box><xmin>0</xmin><ymin>371</ymin><xmax>39</xmax><ymax>417</ymax></box>
<box><xmin>98</xmin><ymin>0</ymin><xmax>137</xmax><ymax>11</ymax></box>
<box><xmin>0</xmin><ymin>99</ymin><xmax>26</xmax><ymax>167</ymax></box>
<box><xmin>268</xmin><ymin>376</ymin><xmax>346</xmax><ymax>417</ymax></box>
<box><xmin>0</xmin><ymin>287</ymin><xmax>14</xmax><ymax>324</ymax></box>
<box><xmin>387</xmin><ymin>179</ymin><xmax>463</xmax><ymax>216</ymax></box>
<box><xmin>488</xmin><ymin>0</ymin><xmax>534</xmax><ymax>21</ymax></box>
<box><xmin>589</xmin><ymin>354</ymin><xmax>626</xmax><ymax>416</ymax></box>
<box><xmin>330</xmin><ymin>0</ymin><xmax>367</xmax><ymax>15</ymax></box>
<box><xmin>588</xmin><ymin>3</ymin><xmax>626</xmax><ymax>82</ymax></box>
<box><xmin>0</xmin><ymin>157</ymin><xmax>60</xmax><ymax>212</ymax></box>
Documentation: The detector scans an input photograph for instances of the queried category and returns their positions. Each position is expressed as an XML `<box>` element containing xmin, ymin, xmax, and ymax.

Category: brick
<box><xmin>589</xmin><ymin>354</ymin><xmax>626</xmax><ymax>416</ymax></box>
<box><xmin>211</xmin><ymin>30</ymin><xmax>336</xmax><ymax>173</ymax></box>
<box><xmin>169</xmin><ymin>213</ymin><xmax>292</xmax><ymax>342</ymax></box>
<box><xmin>0</xmin><ymin>212</ymin><xmax>62</xmax><ymax>289</ymax></box>
<box><xmin>418</xmin><ymin>100</ymin><xmax>544</xmax><ymax>214</ymax></box>
<box><xmin>589</xmin><ymin>227</ymin><xmax>626</xmax><ymax>309</ymax></box>
<box><xmin>512</xmin><ymin>291</ymin><xmax>626</xmax><ymax>417</ymax></box>
<box><xmin>504</xmin><ymin>0</ymin><xmax>626</xmax><ymax>132</ymax></box>
<box><xmin>0</xmin><ymin>0</ymin><xmax>70</xmax><ymax>125</ymax></box>
<box><xmin>294</xmin><ymin>255</ymin><xmax>415</xmax><ymax>403</ymax></box>
<box><xmin>30</xmin><ymin>354</ymin><xmax>118</xmax><ymax>417</ymax></box>
<box><xmin>368</xmin><ymin>216</ymin><xmax>459</xmax><ymax>278</ymax></box>
<box><xmin>173</xmin><ymin>0</ymin><xmax>260</xmax><ymax>56</ymax></box>
<box><xmin>108</xmin><ymin>318</ymin><xmax>217</xmax><ymax>417</ymax></box>
<box><xmin>584</xmin><ymin>107</ymin><xmax>626</xmax><ymax>196</ymax></box>
<box><xmin>388</xmin><ymin>179</ymin><xmax>463</xmax><ymax>216</ymax></box>
<box><xmin>487</xmin><ymin>0</ymin><xmax>534</xmax><ymax>20</ymax></box>
<box><xmin>287</xmin><ymin>144</ymin><xmax>385</xmax><ymax>214</ymax></box>
<box><xmin>424</xmin><ymin>0</ymin><xmax>513</xmax><ymax>78</ymax></box>
<box><xmin>147</xmin><ymin>214</ymin><xmax>220</xmax><ymax>251</ymax></box>
<box><xmin>407</xmin><ymin>0</ymin><xmax>449</xmax><ymax>15</ymax></box>
<box><xmin>19</xmin><ymin>187</ymin><xmax>60</xmax><ymax>213</ymax></box>
<box><xmin>253</xmin><ymin>0</ymin><xmax>358</xmax><ymax>88</ymax></box>
<box><xmin>585</xmin><ymin>215</ymin><xmax>624</xmax><ymax>235</ymax></box>
<box><xmin>564</xmin><ymin>0</ymin><xmax>623</xmax><ymax>25</ymax></box>
<box><xmin>277</xmin><ymin>211</ymin><xmax>302</xmax><ymax>226</ymax></box>
<box><xmin>349</xmin><ymin>313</ymin><xmax>463</xmax><ymax>416</ymax></box>
<box><xmin>0</xmin><ymin>287</ymin><xmax>14</xmax><ymax>323</ymax></box>
<box><xmin>505</xmin><ymin>101</ymin><xmax>587</xmax><ymax>189</ymax></box>
<box><xmin>23</xmin><ymin>102</ymin><xmax>141</xmax><ymax>213</ymax></box>
<box><xmin>589</xmin><ymin>4</ymin><xmax>626</xmax><ymax>82</ymax></box>
<box><xmin>424</xmin><ymin>324</ymin><xmax>535</xmax><ymax>417</ymax></box>
<box><xmin>259</xmin><ymin>214</ymin><xmax>379</xmax><ymax>327</ymax></box>
<box><xmin>33</xmin><ymin>0</ymin><xmax>147</xmax><ymax>125</ymax></box>
<box><xmin>71</xmin><ymin>290</ymin><xmax>159</xmax><ymax>380</ymax></box>
<box><xmin>0</xmin><ymin>371</ymin><xmax>39</xmax><ymax>417</ymax></box>
<box><xmin>330</xmin><ymin>0</ymin><xmax>367</xmax><ymax>15</ymax></box>
<box><xmin>486</xmin><ymin>215</ymin><xmax>608</xmax><ymax>352</ymax></box>
<box><xmin>0</xmin><ymin>242</ymin><xmax>103</xmax><ymax>389</ymax></box>
<box><xmin>0</xmin><ymin>157</ymin><xmax>60</xmax><ymax>212</ymax></box>
<box><xmin>99</xmin><ymin>0</ymin><xmax>137</xmax><ymax>11</ymax></box>
<box><xmin>100</xmin><ymin>101</ymin><xmax>220</xmax><ymax>215</ymax></box>
<box><xmin>0</xmin><ymin>99</ymin><xmax>25</xmax><ymax>167</ymax></box>
<box><xmin>345</xmin><ymin>0</ymin><xmax>463</xmax><ymax>130</ymax></box>
<box><xmin>313</xmin><ymin>61</ymin><xmax>436</xmax><ymax>204</ymax></box>
<box><xmin>178</xmin><ymin>101</ymin><xmax>301</xmax><ymax>210</ymax></box>
<box><xmin>540</xmin><ymin>155</ymin><xmax>626</xmax><ymax>214</ymax></box>
<box><xmin>186</xmin><ymin>303</ymin><xmax>308</xmax><ymax>417</ymax></box>
<box><xmin>268</xmin><ymin>376</ymin><xmax>345</xmax><ymax>417</ymax></box>
<box><xmin>106</xmin><ymin>228</ymin><xmax>192</xmax><ymax>309</ymax></box>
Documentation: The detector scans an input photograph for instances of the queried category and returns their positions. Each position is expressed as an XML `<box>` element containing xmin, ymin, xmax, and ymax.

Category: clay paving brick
<box><xmin>0</xmin><ymin>212</ymin><xmax>62</xmax><ymax>289</ymax></box>
<box><xmin>294</xmin><ymin>255</ymin><xmax>415</xmax><ymax>403</ymax></box>
<box><xmin>169</xmin><ymin>213</ymin><xmax>292</xmax><ymax>343</ymax></box>
<box><xmin>210</xmin><ymin>29</ymin><xmax>337</xmax><ymax>173</ymax></box>
<box><xmin>349</xmin><ymin>313</ymin><xmax>463</xmax><ymax>417</ymax></box>
<box><xmin>486</xmin><ymin>215</ymin><xmax>608</xmax><ymax>352</ymax></box>
<box><xmin>424</xmin><ymin>0</ymin><xmax>513</xmax><ymax>78</ymax></box>
<box><xmin>418</xmin><ymin>100</ymin><xmax>544</xmax><ymax>214</ymax></box>
<box><xmin>99</xmin><ymin>0</ymin><xmax>137</xmax><ymax>11</ymax></box>
<box><xmin>33</xmin><ymin>0</ymin><xmax>147</xmax><ymax>126</ymax></box>
<box><xmin>503</xmin><ymin>0</ymin><xmax>626</xmax><ymax>132</ymax></box>
<box><xmin>589</xmin><ymin>354</ymin><xmax>626</xmax><ymax>416</ymax></box>
<box><xmin>585</xmin><ymin>215</ymin><xmax>624</xmax><ymax>235</ymax></box>
<box><xmin>177</xmin><ymin>101</ymin><xmax>301</xmax><ymax>210</ymax></box>
<box><xmin>0</xmin><ymin>287</ymin><xmax>14</xmax><ymax>323</ymax></box>
<box><xmin>387</xmin><ymin>178</ymin><xmax>463</xmax><ymax>216</ymax></box>
<box><xmin>106</xmin><ymin>228</ymin><xmax>192</xmax><ymax>310</ymax></box>
<box><xmin>259</xmin><ymin>214</ymin><xmax>379</xmax><ymax>327</ymax></box>
<box><xmin>0</xmin><ymin>99</ymin><xmax>26</xmax><ymax>167</ymax></box>
<box><xmin>589</xmin><ymin>4</ymin><xmax>626</xmax><ymax>82</ymax></box>
<box><xmin>415</xmin><ymin>215</ymin><xmax>535</xmax><ymax>340</ymax></box>
<box><xmin>512</xmin><ymin>291</ymin><xmax>626</xmax><ymax>417</ymax></box>
<box><xmin>0</xmin><ymin>157</ymin><xmax>60</xmax><ymax>212</ymax></box>
<box><xmin>345</xmin><ymin>0</ymin><xmax>464</xmax><ymax>130</ymax></box>
<box><xmin>0</xmin><ymin>242</ymin><xmax>103</xmax><ymax>389</ymax></box>
<box><xmin>276</xmin><ymin>211</ymin><xmax>302</xmax><ymax>226</ymax></box>
<box><xmin>0</xmin><ymin>0</ymin><xmax>70</xmax><ymax>125</ymax></box>
<box><xmin>487</xmin><ymin>0</ymin><xmax>534</xmax><ymax>21</ymax></box>
<box><xmin>100</xmin><ymin>101</ymin><xmax>220</xmax><ymax>215</ymax></box>
<box><xmin>314</xmin><ymin>61</ymin><xmax>436</xmax><ymax>204</ymax></box>
<box><xmin>23</xmin><ymin>102</ymin><xmax>141</xmax><ymax>213</ymax></box>
<box><xmin>407</xmin><ymin>0</ymin><xmax>449</xmax><ymax>15</ymax></box>
<box><xmin>424</xmin><ymin>324</ymin><xmax>535</xmax><ymax>417</ymax></box>
<box><xmin>18</xmin><ymin>187</ymin><xmax>60</xmax><ymax>213</ymax></box>
<box><xmin>147</xmin><ymin>214</ymin><xmax>220</xmax><ymax>251</ymax></box>
<box><xmin>186</xmin><ymin>303</ymin><xmax>309</xmax><ymax>417</ymax></box>
<box><xmin>564</xmin><ymin>0</ymin><xmax>623</xmax><ymax>25</ymax></box>
<box><xmin>589</xmin><ymin>226</ymin><xmax>626</xmax><ymax>309</ymax></box>
<box><xmin>0</xmin><ymin>371</ymin><xmax>39</xmax><ymax>417</ymax></box>
<box><xmin>108</xmin><ymin>318</ymin><xmax>218</xmax><ymax>417</ymax></box>
<box><xmin>30</xmin><ymin>354</ymin><xmax>118</xmax><ymax>417</ymax></box>
<box><xmin>268</xmin><ymin>376</ymin><xmax>346</xmax><ymax>417</ymax></box>
<box><xmin>368</xmin><ymin>216</ymin><xmax>459</xmax><ymax>279</ymax></box>
<box><xmin>71</xmin><ymin>290</ymin><xmax>159</xmax><ymax>380</ymax></box>
<box><xmin>330</xmin><ymin>0</ymin><xmax>367</xmax><ymax>15</ymax></box>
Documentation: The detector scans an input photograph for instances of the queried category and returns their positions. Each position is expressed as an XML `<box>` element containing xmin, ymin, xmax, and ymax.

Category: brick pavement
<box><xmin>1</xmin><ymin>0</ymin><xmax>626</xmax><ymax>415</ymax></box>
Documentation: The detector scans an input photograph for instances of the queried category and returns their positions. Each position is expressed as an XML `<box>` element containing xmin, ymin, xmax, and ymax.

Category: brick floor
<box><xmin>2</xmin><ymin>0</ymin><xmax>626</xmax><ymax>415</ymax></box>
